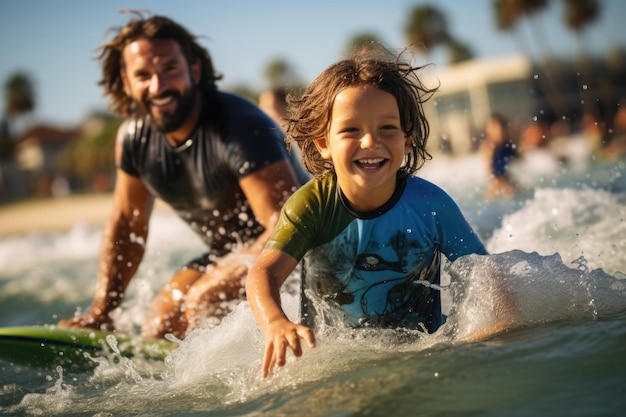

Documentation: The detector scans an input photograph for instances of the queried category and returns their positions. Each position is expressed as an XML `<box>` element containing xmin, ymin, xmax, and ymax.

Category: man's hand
<box><xmin>58</xmin><ymin>306</ymin><xmax>114</xmax><ymax>332</ymax></box>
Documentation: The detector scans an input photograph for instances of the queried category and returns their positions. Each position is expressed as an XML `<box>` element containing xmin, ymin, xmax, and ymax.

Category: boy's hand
<box><xmin>262</xmin><ymin>318</ymin><xmax>315</xmax><ymax>378</ymax></box>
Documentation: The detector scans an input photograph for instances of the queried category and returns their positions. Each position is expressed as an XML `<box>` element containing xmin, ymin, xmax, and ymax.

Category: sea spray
<box><xmin>445</xmin><ymin>250</ymin><xmax>626</xmax><ymax>338</ymax></box>
<box><xmin>487</xmin><ymin>187</ymin><xmax>626</xmax><ymax>275</ymax></box>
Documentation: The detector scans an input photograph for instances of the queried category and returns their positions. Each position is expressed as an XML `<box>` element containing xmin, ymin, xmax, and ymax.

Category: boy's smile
<box><xmin>316</xmin><ymin>85</ymin><xmax>410</xmax><ymax>212</ymax></box>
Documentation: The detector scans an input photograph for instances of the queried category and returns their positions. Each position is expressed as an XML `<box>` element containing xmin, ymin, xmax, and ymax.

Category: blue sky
<box><xmin>1</xmin><ymin>0</ymin><xmax>624</xmax><ymax>127</ymax></box>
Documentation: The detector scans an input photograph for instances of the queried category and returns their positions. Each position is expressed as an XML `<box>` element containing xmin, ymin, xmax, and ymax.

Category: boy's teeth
<box><xmin>360</xmin><ymin>158</ymin><xmax>384</xmax><ymax>164</ymax></box>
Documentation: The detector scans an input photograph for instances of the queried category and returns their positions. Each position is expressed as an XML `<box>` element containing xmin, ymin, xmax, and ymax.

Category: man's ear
<box><xmin>314</xmin><ymin>137</ymin><xmax>332</xmax><ymax>160</ymax></box>
<box><xmin>191</xmin><ymin>58</ymin><xmax>201</xmax><ymax>85</ymax></box>
<box><xmin>120</xmin><ymin>69</ymin><xmax>131</xmax><ymax>96</ymax></box>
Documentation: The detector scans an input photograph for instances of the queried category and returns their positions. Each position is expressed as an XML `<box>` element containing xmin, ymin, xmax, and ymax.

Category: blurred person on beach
<box><xmin>604</xmin><ymin>99</ymin><xmax>626</xmax><ymax>160</ymax></box>
<box><xmin>577</xmin><ymin>109</ymin><xmax>626</xmax><ymax>162</ymax></box>
<box><xmin>259</xmin><ymin>87</ymin><xmax>289</xmax><ymax>132</ymax></box>
<box><xmin>259</xmin><ymin>86</ymin><xmax>308</xmax><ymax>180</ymax></box>
<box><xmin>245</xmin><ymin>45</ymin><xmax>515</xmax><ymax>377</ymax></box>
<box><xmin>580</xmin><ymin>111</ymin><xmax>607</xmax><ymax>158</ymax></box>
<box><xmin>59</xmin><ymin>11</ymin><xmax>305</xmax><ymax>339</ymax></box>
<box><xmin>479</xmin><ymin>113</ymin><xmax>519</xmax><ymax>200</ymax></box>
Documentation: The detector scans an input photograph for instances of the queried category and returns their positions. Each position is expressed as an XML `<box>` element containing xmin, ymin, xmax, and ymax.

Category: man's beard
<box><xmin>141</xmin><ymin>84</ymin><xmax>197</xmax><ymax>133</ymax></box>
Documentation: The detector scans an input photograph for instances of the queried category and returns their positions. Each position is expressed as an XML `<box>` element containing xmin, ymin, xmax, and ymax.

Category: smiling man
<box><xmin>59</xmin><ymin>11</ymin><xmax>307</xmax><ymax>339</ymax></box>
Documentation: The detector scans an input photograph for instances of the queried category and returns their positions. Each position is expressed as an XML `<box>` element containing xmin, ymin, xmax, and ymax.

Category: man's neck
<box><xmin>165</xmin><ymin>93</ymin><xmax>203</xmax><ymax>146</ymax></box>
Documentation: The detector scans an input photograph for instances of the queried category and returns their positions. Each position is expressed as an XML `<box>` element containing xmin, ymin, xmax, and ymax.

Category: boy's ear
<box><xmin>314</xmin><ymin>137</ymin><xmax>332</xmax><ymax>160</ymax></box>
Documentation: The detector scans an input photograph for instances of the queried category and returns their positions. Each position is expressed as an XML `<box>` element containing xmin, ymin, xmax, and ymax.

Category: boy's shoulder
<box><xmin>285</xmin><ymin>172</ymin><xmax>338</xmax><ymax>208</ymax></box>
<box><xmin>405</xmin><ymin>176</ymin><xmax>449</xmax><ymax>197</ymax></box>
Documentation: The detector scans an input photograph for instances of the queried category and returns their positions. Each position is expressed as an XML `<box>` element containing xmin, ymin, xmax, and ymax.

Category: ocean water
<box><xmin>1</xmin><ymin>138</ymin><xmax>625</xmax><ymax>417</ymax></box>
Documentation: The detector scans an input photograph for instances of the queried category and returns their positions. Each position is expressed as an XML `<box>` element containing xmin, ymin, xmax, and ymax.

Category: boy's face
<box><xmin>121</xmin><ymin>38</ymin><xmax>201</xmax><ymax>133</ymax></box>
<box><xmin>315</xmin><ymin>85</ymin><xmax>410</xmax><ymax>212</ymax></box>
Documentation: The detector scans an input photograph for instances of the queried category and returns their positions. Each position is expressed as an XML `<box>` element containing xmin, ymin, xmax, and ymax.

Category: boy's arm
<box><xmin>245</xmin><ymin>248</ymin><xmax>316</xmax><ymax>378</ymax></box>
<box><xmin>463</xmin><ymin>276</ymin><xmax>517</xmax><ymax>342</ymax></box>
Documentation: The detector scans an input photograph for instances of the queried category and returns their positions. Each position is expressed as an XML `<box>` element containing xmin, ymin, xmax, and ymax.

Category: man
<box><xmin>59</xmin><ymin>12</ymin><xmax>305</xmax><ymax>339</ymax></box>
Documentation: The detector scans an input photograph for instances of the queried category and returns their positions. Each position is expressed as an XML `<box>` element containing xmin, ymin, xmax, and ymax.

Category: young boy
<box><xmin>246</xmin><ymin>46</ymin><xmax>507</xmax><ymax>378</ymax></box>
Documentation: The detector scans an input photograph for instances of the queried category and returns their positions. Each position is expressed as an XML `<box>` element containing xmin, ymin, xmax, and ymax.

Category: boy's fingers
<box><xmin>261</xmin><ymin>327</ymin><xmax>316</xmax><ymax>378</ymax></box>
<box><xmin>299</xmin><ymin>327</ymin><xmax>316</xmax><ymax>348</ymax></box>
<box><xmin>262</xmin><ymin>342</ymin><xmax>275</xmax><ymax>378</ymax></box>
<box><xmin>287</xmin><ymin>334</ymin><xmax>302</xmax><ymax>357</ymax></box>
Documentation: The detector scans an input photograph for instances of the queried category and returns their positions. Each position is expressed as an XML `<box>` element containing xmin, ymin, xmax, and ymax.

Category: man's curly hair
<box><xmin>98</xmin><ymin>10</ymin><xmax>222</xmax><ymax>117</ymax></box>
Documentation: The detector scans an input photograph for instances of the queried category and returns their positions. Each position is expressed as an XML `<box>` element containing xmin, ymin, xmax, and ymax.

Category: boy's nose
<box><xmin>361</xmin><ymin>132</ymin><xmax>380</xmax><ymax>148</ymax></box>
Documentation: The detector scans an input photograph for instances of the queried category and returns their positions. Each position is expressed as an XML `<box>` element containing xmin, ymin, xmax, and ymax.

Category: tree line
<box><xmin>0</xmin><ymin>0</ymin><xmax>606</xmax><ymax>196</ymax></box>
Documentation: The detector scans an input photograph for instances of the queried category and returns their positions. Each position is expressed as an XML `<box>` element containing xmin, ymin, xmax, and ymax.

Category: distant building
<box><xmin>15</xmin><ymin>125</ymin><xmax>81</xmax><ymax>172</ymax></box>
<box><xmin>0</xmin><ymin>125</ymin><xmax>79</xmax><ymax>200</ymax></box>
<box><xmin>426</xmin><ymin>54</ymin><xmax>534</xmax><ymax>155</ymax></box>
<box><xmin>425</xmin><ymin>52</ymin><xmax>626</xmax><ymax>155</ymax></box>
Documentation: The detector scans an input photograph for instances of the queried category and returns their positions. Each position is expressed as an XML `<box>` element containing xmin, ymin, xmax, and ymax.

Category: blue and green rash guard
<box><xmin>266</xmin><ymin>172</ymin><xmax>487</xmax><ymax>333</ymax></box>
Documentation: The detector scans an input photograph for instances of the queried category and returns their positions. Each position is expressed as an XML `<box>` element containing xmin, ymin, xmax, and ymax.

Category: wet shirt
<box><xmin>267</xmin><ymin>172</ymin><xmax>487</xmax><ymax>332</ymax></box>
<box><xmin>119</xmin><ymin>91</ymin><xmax>299</xmax><ymax>255</ymax></box>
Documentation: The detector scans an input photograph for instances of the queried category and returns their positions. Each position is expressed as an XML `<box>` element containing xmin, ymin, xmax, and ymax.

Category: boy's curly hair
<box><xmin>285</xmin><ymin>44</ymin><xmax>437</xmax><ymax>179</ymax></box>
<box><xmin>98</xmin><ymin>10</ymin><xmax>222</xmax><ymax>117</ymax></box>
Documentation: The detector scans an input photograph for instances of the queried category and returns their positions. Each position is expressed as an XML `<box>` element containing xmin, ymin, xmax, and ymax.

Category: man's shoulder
<box><xmin>213</xmin><ymin>91</ymin><xmax>257</xmax><ymax>113</ymax></box>
<box><xmin>213</xmin><ymin>90</ymin><xmax>275</xmax><ymax>126</ymax></box>
<box><xmin>118</xmin><ymin>116</ymin><xmax>153</xmax><ymax>142</ymax></box>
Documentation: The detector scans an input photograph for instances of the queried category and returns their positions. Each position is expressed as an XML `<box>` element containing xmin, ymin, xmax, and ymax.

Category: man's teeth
<box><xmin>152</xmin><ymin>96</ymin><xmax>173</xmax><ymax>106</ymax></box>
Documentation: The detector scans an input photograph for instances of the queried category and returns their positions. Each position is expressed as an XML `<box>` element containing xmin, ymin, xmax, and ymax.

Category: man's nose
<box><xmin>149</xmin><ymin>73</ymin><xmax>166</xmax><ymax>96</ymax></box>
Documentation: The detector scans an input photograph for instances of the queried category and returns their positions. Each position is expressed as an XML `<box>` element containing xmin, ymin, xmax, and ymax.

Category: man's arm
<box><xmin>59</xmin><ymin>169</ymin><xmax>154</xmax><ymax>330</ymax></box>
<box><xmin>239</xmin><ymin>159</ymin><xmax>299</xmax><ymax>253</ymax></box>
<box><xmin>180</xmin><ymin>158</ymin><xmax>301</xmax><ymax>333</ymax></box>
<box><xmin>189</xmin><ymin>158</ymin><xmax>298</xmax><ymax>286</ymax></box>
<box><xmin>59</xmin><ymin>127</ymin><xmax>154</xmax><ymax>330</ymax></box>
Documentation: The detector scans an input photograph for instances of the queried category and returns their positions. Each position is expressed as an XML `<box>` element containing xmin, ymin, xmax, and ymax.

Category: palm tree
<box><xmin>494</xmin><ymin>0</ymin><xmax>555</xmax><ymax>58</ymax></box>
<box><xmin>3</xmin><ymin>71</ymin><xmax>36</xmax><ymax>137</ymax></box>
<box><xmin>0</xmin><ymin>118</ymin><xmax>11</xmax><ymax>158</ymax></box>
<box><xmin>447</xmin><ymin>37</ymin><xmax>475</xmax><ymax>64</ymax></box>
<box><xmin>344</xmin><ymin>32</ymin><xmax>383</xmax><ymax>57</ymax></box>
<box><xmin>493</xmin><ymin>0</ymin><xmax>569</xmax><ymax>118</ymax></box>
<box><xmin>494</xmin><ymin>0</ymin><xmax>530</xmax><ymax>53</ymax></box>
<box><xmin>57</xmin><ymin>114</ymin><xmax>122</xmax><ymax>190</ymax></box>
<box><xmin>404</xmin><ymin>4</ymin><xmax>450</xmax><ymax>57</ymax></box>
<box><xmin>264</xmin><ymin>58</ymin><xmax>299</xmax><ymax>89</ymax></box>
<box><xmin>562</xmin><ymin>0</ymin><xmax>601</xmax><ymax>115</ymax></box>
<box><xmin>563</xmin><ymin>0</ymin><xmax>600</xmax><ymax>44</ymax></box>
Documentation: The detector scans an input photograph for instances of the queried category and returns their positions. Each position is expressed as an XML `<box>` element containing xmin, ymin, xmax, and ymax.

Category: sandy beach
<box><xmin>0</xmin><ymin>193</ymin><xmax>172</xmax><ymax>238</ymax></box>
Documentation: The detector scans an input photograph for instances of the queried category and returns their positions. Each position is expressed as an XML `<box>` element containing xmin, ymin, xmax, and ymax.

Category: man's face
<box><xmin>121</xmin><ymin>38</ymin><xmax>200</xmax><ymax>133</ymax></box>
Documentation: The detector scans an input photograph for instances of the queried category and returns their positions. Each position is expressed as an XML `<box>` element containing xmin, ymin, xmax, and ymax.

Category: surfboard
<box><xmin>0</xmin><ymin>325</ymin><xmax>178</xmax><ymax>372</ymax></box>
